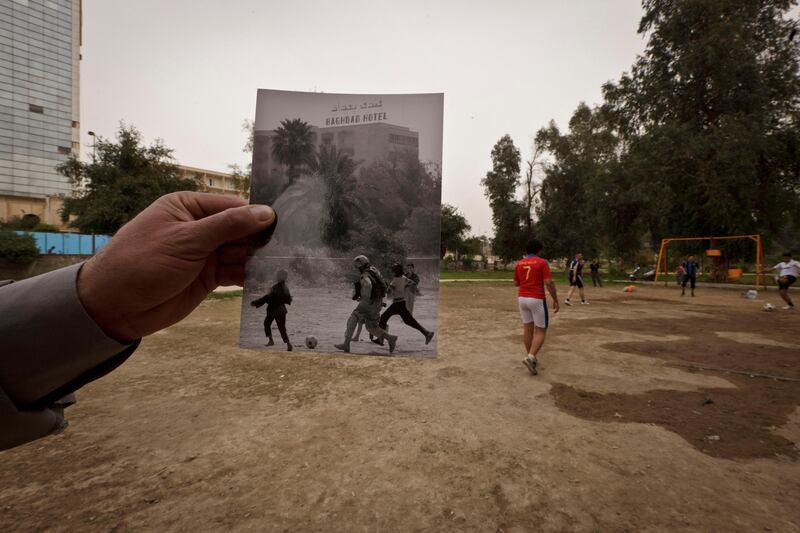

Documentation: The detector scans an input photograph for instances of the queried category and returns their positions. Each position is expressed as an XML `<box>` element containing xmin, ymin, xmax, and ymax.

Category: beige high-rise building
<box><xmin>0</xmin><ymin>0</ymin><xmax>82</xmax><ymax>229</ymax></box>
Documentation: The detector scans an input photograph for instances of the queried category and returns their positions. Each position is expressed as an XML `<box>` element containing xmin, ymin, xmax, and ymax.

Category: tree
<box><xmin>226</xmin><ymin>119</ymin><xmax>255</xmax><ymax>200</ymax></box>
<box><xmin>228</xmin><ymin>164</ymin><xmax>251</xmax><ymax>200</ymax></box>
<box><xmin>532</xmin><ymin>0</ymin><xmax>800</xmax><ymax>262</ymax></box>
<box><xmin>460</xmin><ymin>235</ymin><xmax>485</xmax><ymax>269</ymax></box>
<box><xmin>0</xmin><ymin>231</ymin><xmax>39</xmax><ymax>264</ymax></box>
<box><xmin>440</xmin><ymin>203</ymin><xmax>471</xmax><ymax>259</ymax></box>
<box><xmin>482</xmin><ymin>135</ymin><xmax>526</xmax><ymax>261</ymax></box>
<box><xmin>522</xmin><ymin>143</ymin><xmax>545</xmax><ymax>234</ymax></box>
<box><xmin>601</xmin><ymin>0</ymin><xmax>800</xmax><ymax>250</ymax></box>
<box><xmin>58</xmin><ymin>124</ymin><xmax>197</xmax><ymax>234</ymax></box>
<box><xmin>271</xmin><ymin>118</ymin><xmax>314</xmax><ymax>185</ymax></box>
<box><xmin>307</xmin><ymin>144</ymin><xmax>362</xmax><ymax>250</ymax></box>
<box><xmin>534</xmin><ymin>105</ymin><xmax>621</xmax><ymax>259</ymax></box>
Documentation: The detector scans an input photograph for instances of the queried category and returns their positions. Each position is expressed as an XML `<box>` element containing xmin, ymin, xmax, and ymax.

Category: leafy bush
<box><xmin>32</xmin><ymin>223</ymin><xmax>59</xmax><ymax>233</ymax></box>
<box><xmin>0</xmin><ymin>231</ymin><xmax>40</xmax><ymax>263</ymax></box>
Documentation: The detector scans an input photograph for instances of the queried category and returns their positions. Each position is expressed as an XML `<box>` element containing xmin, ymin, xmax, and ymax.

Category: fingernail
<box><xmin>248</xmin><ymin>204</ymin><xmax>274</xmax><ymax>223</ymax></box>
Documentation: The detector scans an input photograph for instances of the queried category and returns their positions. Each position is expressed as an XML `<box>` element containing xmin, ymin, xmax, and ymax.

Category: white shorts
<box><xmin>518</xmin><ymin>297</ymin><xmax>548</xmax><ymax>328</ymax></box>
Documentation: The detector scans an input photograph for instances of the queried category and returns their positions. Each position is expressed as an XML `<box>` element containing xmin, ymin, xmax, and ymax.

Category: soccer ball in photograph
<box><xmin>762</xmin><ymin>303</ymin><xmax>776</xmax><ymax>312</ymax></box>
<box><xmin>305</xmin><ymin>336</ymin><xmax>318</xmax><ymax>349</ymax></box>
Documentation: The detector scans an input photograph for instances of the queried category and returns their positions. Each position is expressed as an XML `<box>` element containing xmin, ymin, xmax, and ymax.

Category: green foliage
<box><xmin>534</xmin><ymin>105</ymin><xmax>621</xmax><ymax>259</ymax></box>
<box><xmin>440</xmin><ymin>204</ymin><xmax>471</xmax><ymax>258</ymax></box>
<box><xmin>461</xmin><ymin>235</ymin><xmax>484</xmax><ymax>259</ymax></box>
<box><xmin>532</xmin><ymin>0</ymin><xmax>800</xmax><ymax>262</ymax></box>
<box><xmin>206</xmin><ymin>289</ymin><xmax>243</xmax><ymax>300</ymax></box>
<box><xmin>0</xmin><ymin>215</ymin><xmax>40</xmax><ymax>231</ymax></box>
<box><xmin>58</xmin><ymin>124</ymin><xmax>197</xmax><ymax>234</ymax></box>
<box><xmin>482</xmin><ymin>135</ymin><xmax>527</xmax><ymax>261</ymax></box>
<box><xmin>32</xmin><ymin>223</ymin><xmax>59</xmax><ymax>233</ymax></box>
<box><xmin>0</xmin><ymin>231</ymin><xmax>39</xmax><ymax>264</ymax></box>
<box><xmin>228</xmin><ymin>164</ymin><xmax>251</xmax><ymax>200</ymax></box>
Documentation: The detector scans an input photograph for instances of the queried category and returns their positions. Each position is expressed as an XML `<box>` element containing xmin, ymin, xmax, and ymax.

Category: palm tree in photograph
<box><xmin>271</xmin><ymin>118</ymin><xmax>314</xmax><ymax>185</ymax></box>
<box><xmin>308</xmin><ymin>144</ymin><xmax>362</xmax><ymax>250</ymax></box>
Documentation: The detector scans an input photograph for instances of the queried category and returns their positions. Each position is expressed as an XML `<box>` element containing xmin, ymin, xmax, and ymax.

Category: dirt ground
<box><xmin>1</xmin><ymin>282</ymin><xmax>799</xmax><ymax>532</ymax></box>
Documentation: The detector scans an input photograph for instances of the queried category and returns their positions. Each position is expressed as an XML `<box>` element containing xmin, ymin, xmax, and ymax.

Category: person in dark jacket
<box><xmin>251</xmin><ymin>269</ymin><xmax>293</xmax><ymax>351</ymax></box>
<box><xmin>589</xmin><ymin>259</ymin><xmax>602</xmax><ymax>287</ymax></box>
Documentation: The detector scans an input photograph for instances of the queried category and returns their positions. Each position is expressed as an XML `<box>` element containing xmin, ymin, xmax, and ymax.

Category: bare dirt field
<box><xmin>2</xmin><ymin>282</ymin><xmax>799</xmax><ymax>532</ymax></box>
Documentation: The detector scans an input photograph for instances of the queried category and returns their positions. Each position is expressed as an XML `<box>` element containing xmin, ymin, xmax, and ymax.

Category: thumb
<box><xmin>191</xmin><ymin>204</ymin><xmax>276</xmax><ymax>252</ymax></box>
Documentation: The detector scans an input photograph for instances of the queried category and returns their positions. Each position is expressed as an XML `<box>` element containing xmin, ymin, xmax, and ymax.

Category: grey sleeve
<box><xmin>0</xmin><ymin>263</ymin><xmax>140</xmax><ymax>450</ymax></box>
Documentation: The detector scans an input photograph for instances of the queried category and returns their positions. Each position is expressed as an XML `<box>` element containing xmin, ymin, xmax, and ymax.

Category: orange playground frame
<box><xmin>653</xmin><ymin>234</ymin><xmax>764</xmax><ymax>288</ymax></box>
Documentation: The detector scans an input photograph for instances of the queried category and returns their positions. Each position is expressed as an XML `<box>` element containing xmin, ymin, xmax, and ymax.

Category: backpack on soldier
<box><xmin>365</xmin><ymin>266</ymin><xmax>387</xmax><ymax>302</ymax></box>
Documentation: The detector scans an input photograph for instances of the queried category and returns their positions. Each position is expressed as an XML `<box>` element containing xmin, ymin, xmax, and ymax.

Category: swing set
<box><xmin>653</xmin><ymin>234</ymin><xmax>764</xmax><ymax>288</ymax></box>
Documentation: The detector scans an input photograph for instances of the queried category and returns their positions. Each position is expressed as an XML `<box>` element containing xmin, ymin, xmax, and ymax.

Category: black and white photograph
<box><xmin>239</xmin><ymin>89</ymin><xmax>443</xmax><ymax>357</ymax></box>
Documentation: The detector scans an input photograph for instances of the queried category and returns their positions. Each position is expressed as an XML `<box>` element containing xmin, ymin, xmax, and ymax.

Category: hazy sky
<box><xmin>80</xmin><ymin>0</ymin><xmax>647</xmax><ymax>235</ymax></box>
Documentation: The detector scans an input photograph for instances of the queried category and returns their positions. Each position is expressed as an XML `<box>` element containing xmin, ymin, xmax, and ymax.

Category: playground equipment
<box><xmin>653</xmin><ymin>234</ymin><xmax>764</xmax><ymax>288</ymax></box>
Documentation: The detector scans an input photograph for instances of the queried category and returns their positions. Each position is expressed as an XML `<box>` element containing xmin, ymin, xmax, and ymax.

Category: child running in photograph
<box><xmin>251</xmin><ymin>269</ymin><xmax>293</xmax><ymax>351</ymax></box>
<box><xmin>378</xmin><ymin>263</ymin><xmax>435</xmax><ymax>345</ymax></box>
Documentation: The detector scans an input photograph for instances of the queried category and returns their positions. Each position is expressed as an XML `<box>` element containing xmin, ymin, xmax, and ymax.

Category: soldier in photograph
<box><xmin>335</xmin><ymin>255</ymin><xmax>397</xmax><ymax>354</ymax></box>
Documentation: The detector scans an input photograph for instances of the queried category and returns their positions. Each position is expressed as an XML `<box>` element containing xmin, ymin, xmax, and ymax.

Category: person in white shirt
<box><xmin>764</xmin><ymin>252</ymin><xmax>800</xmax><ymax>310</ymax></box>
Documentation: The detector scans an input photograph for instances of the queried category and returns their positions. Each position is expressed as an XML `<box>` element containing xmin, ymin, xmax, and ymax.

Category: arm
<box><xmin>251</xmin><ymin>293</ymin><xmax>270</xmax><ymax>308</ymax></box>
<box><xmin>0</xmin><ymin>265</ymin><xmax>139</xmax><ymax>450</ymax></box>
<box><xmin>546</xmin><ymin>278</ymin><xmax>559</xmax><ymax>314</ymax></box>
<box><xmin>513</xmin><ymin>265</ymin><xmax>520</xmax><ymax>287</ymax></box>
<box><xmin>543</xmin><ymin>263</ymin><xmax>558</xmax><ymax>313</ymax></box>
<box><xmin>1</xmin><ymin>192</ymin><xmax>275</xmax><ymax>450</ymax></box>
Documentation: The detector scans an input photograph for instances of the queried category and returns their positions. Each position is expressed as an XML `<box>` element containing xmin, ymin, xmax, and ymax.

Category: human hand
<box><xmin>552</xmin><ymin>299</ymin><xmax>560</xmax><ymax>314</ymax></box>
<box><xmin>77</xmin><ymin>192</ymin><xmax>275</xmax><ymax>342</ymax></box>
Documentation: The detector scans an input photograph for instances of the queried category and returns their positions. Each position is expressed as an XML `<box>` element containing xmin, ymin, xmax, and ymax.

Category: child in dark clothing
<box><xmin>251</xmin><ymin>269</ymin><xmax>293</xmax><ymax>351</ymax></box>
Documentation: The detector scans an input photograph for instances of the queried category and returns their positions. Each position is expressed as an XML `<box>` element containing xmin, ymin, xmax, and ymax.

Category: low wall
<box><xmin>0</xmin><ymin>255</ymin><xmax>87</xmax><ymax>281</ymax></box>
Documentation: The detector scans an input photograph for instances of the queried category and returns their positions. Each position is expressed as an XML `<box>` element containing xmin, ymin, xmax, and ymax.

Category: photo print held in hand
<box><xmin>240</xmin><ymin>90</ymin><xmax>443</xmax><ymax>357</ymax></box>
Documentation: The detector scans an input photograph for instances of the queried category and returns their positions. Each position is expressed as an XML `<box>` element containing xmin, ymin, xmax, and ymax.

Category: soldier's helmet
<box><xmin>353</xmin><ymin>255</ymin><xmax>370</xmax><ymax>269</ymax></box>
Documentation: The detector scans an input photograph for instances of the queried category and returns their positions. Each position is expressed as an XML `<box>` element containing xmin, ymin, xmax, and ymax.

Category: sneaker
<box><xmin>425</xmin><ymin>331</ymin><xmax>435</xmax><ymax>345</ymax></box>
<box><xmin>783</xmin><ymin>305</ymin><xmax>795</xmax><ymax>310</ymax></box>
<box><xmin>387</xmin><ymin>335</ymin><xmax>398</xmax><ymax>354</ymax></box>
<box><xmin>266</xmin><ymin>339</ymin><xmax>275</xmax><ymax>346</ymax></box>
<box><xmin>523</xmin><ymin>356</ymin><xmax>538</xmax><ymax>376</ymax></box>
<box><xmin>580</xmin><ymin>301</ymin><xmax>589</xmax><ymax>305</ymax></box>
<box><xmin>564</xmin><ymin>299</ymin><xmax>572</xmax><ymax>306</ymax></box>
<box><xmin>287</xmin><ymin>342</ymin><xmax>293</xmax><ymax>352</ymax></box>
<box><xmin>334</xmin><ymin>343</ymin><xmax>350</xmax><ymax>353</ymax></box>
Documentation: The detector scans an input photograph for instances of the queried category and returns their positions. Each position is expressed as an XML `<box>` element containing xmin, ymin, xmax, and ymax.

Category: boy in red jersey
<box><xmin>514</xmin><ymin>239</ymin><xmax>559</xmax><ymax>375</ymax></box>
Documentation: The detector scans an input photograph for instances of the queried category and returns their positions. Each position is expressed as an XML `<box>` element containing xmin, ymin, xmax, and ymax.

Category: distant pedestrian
<box><xmin>680</xmin><ymin>255</ymin><xmax>700</xmax><ymax>297</ymax></box>
<box><xmin>589</xmin><ymin>259</ymin><xmax>602</xmax><ymax>287</ymax></box>
<box><xmin>251</xmin><ymin>269</ymin><xmax>293</xmax><ymax>351</ymax></box>
<box><xmin>564</xmin><ymin>253</ymin><xmax>588</xmax><ymax>305</ymax></box>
